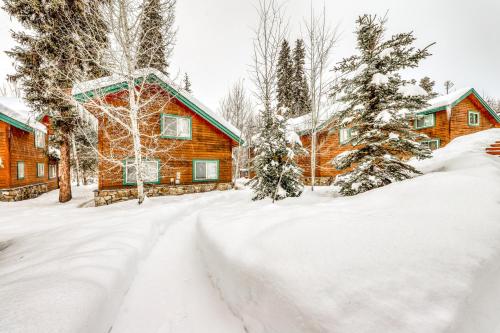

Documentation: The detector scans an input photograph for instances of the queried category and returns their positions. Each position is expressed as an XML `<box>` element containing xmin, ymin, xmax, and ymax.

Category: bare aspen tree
<box><xmin>219</xmin><ymin>80</ymin><xmax>254</xmax><ymax>182</ymax></box>
<box><xmin>304</xmin><ymin>4</ymin><xmax>338</xmax><ymax>190</ymax></box>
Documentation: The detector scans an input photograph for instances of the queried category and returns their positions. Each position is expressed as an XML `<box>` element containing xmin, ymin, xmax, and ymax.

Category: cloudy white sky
<box><xmin>0</xmin><ymin>0</ymin><xmax>499</xmax><ymax>110</ymax></box>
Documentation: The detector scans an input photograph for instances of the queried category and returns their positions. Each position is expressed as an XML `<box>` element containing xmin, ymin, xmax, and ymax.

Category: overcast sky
<box><xmin>0</xmin><ymin>0</ymin><xmax>499</xmax><ymax>110</ymax></box>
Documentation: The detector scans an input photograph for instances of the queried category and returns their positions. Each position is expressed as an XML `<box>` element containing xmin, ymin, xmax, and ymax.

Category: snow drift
<box><xmin>197</xmin><ymin>129</ymin><xmax>500</xmax><ymax>333</ymax></box>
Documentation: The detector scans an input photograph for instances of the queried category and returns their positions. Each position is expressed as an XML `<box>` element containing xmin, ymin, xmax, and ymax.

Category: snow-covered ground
<box><xmin>1</xmin><ymin>129</ymin><xmax>500</xmax><ymax>333</ymax></box>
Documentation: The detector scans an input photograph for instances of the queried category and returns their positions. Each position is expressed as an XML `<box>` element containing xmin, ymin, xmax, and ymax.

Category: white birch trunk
<box><xmin>71</xmin><ymin>132</ymin><xmax>81</xmax><ymax>186</ymax></box>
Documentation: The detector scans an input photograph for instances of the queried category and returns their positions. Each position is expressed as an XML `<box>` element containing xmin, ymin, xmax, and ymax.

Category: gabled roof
<box><xmin>0</xmin><ymin>97</ymin><xmax>47</xmax><ymax>133</ymax></box>
<box><xmin>417</xmin><ymin>88</ymin><xmax>500</xmax><ymax>122</ymax></box>
<box><xmin>72</xmin><ymin>68</ymin><xmax>243</xmax><ymax>143</ymax></box>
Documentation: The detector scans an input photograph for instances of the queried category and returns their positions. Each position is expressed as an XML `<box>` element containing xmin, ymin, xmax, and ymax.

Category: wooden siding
<box><xmin>298</xmin><ymin>93</ymin><xmax>500</xmax><ymax>180</ymax></box>
<box><xmin>0</xmin><ymin>122</ymin><xmax>10</xmax><ymax>188</ymax></box>
<box><xmin>89</xmin><ymin>89</ymin><xmax>235</xmax><ymax>190</ymax></box>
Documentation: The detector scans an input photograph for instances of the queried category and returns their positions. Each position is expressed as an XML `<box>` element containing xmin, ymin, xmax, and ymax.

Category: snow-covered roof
<box><xmin>290</xmin><ymin>87</ymin><xmax>500</xmax><ymax>134</ymax></box>
<box><xmin>72</xmin><ymin>68</ymin><xmax>243</xmax><ymax>143</ymax></box>
<box><xmin>0</xmin><ymin>97</ymin><xmax>47</xmax><ymax>133</ymax></box>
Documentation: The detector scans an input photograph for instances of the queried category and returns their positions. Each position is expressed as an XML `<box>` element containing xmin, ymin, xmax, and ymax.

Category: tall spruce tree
<box><xmin>4</xmin><ymin>0</ymin><xmax>108</xmax><ymax>203</ymax></box>
<box><xmin>291</xmin><ymin>39</ymin><xmax>311</xmax><ymax>118</ymax></box>
<box><xmin>419</xmin><ymin>76</ymin><xmax>438</xmax><ymax>98</ymax></box>
<box><xmin>137</xmin><ymin>0</ymin><xmax>176</xmax><ymax>74</ymax></box>
<box><xmin>251</xmin><ymin>107</ymin><xmax>306</xmax><ymax>202</ymax></box>
<box><xmin>332</xmin><ymin>14</ymin><xmax>434</xmax><ymax>196</ymax></box>
<box><xmin>276</xmin><ymin>39</ymin><xmax>294</xmax><ymax>111</ymax></box>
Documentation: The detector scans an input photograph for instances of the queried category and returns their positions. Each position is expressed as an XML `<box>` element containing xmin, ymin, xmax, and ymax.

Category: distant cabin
<box><xmin>0</xmin><ymin>98</ymin><xmax>59</xmax><ymax>201</ymax></box>
<box><xmin>291</xmin><ymin>88</ymin><xmax>500</xmax><ymax>185</ymax></box>
<box><xmin>72</xmin><ymin>68</ymin><xmax>243</xmax><ymax>206</ymax></box>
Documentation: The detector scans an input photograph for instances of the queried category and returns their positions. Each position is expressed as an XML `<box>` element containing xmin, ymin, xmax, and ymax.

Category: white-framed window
<box><xmin>123</xmin><ymin>159</ymin><xmax>160</xmax><ymax>185</ymax></box>
<box><xmin>49</xmin><ymin>164</ymin><xmax>57</xmax><ymax>179</ymax></box>
<box><xmin>415</xmin><ymin>114</ymin><xmax>435</xmax><ymax>129</ymax></box>
<box><xmin>17</xmin><ymin>161</ymin><xmax>25</xmax><ymax>180</ymax></box>
<box><xmin>193</xmin><ymin>160</ymin><xmax>219</xmax><ymax>181</ymax></box>
<box><xmin>422</xmin><ymin>139</ymin><xmax>440</xmax><ymax>150</ymax></box>
<box><xmin>37</xmin><ymin>162</ymin><xmax>45</xmax><ymax>177</ymax></box>
<box><xmin>35</xmin><ymin>130</ymin><xmax>46</xmax><ymax>148</ymax></box>
<box><xmin>161</xmin><ymin>114</ymin><xmax>191</xmax><ymax>139</ymax></box>
<box><xmin>468</xmin><ymin>111</ymin><xmax>480</xmax><ymax>126</ymax></box>
<box><xmin>339</xmin><ymin>128</ymin><xmax>352</xmax><ymax>145</ymax></box>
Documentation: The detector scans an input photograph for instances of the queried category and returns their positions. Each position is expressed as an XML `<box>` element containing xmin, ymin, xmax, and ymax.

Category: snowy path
<box><xmin>110</xmin><ymin>195</ymin><xmax>246</xmax><ymax>333</ymax></box>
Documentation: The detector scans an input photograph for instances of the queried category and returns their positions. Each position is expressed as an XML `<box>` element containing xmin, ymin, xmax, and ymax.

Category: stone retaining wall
<box><xmin>0</xmin><ymin>183</ymin><xmax>49</xmax><ymax>202</ymax></box>
<box><xmin>303</xmin><ymin>177</ymin><xmax>334</xmax><ymax>186</ymax></box>
<box><xmin>94</xmin><ymin>182</ymin><xmax>233</xmax><ymax>207</ymax></box>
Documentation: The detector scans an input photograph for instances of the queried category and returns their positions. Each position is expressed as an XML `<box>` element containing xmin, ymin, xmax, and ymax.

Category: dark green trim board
<box><xmin>160</xmin><ymin>113</ymin><xmax>192</xmax><ymax>140</ymax></box>
<box><xmin>73</xmin><ymin>74</ymin><xmax>243</xmax><ymax>144</ymax></box>
<box><xmin>17</xmin><ymin>161</ymin><xmax>25</xmax><ymax>180</ymax></box>
<box><xmin>122</xmin><ymin>159</ymin><xmax>161</xmax><ymax>185</ymax></box>
<box><xmin>0</xmin><ymin>112</ymin><xmax>35</xmax><ymax>133</ymax></box>
<box><xmin>192</xmin><ymin>159</ymin><xmax>219</xmax><ymax>182</ymax></box>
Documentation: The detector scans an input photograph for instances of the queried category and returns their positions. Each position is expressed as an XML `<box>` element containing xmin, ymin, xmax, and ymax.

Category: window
<box><xmin>35</xmin><ymin>130</ymin><xmax>46</xmax><ymax>148</ymax></box>
<box><xmin>468</xmin><ymin>111</ymin><xmax>480</xmax><ymax>126</ymax></box>
<box><xmin>123</xmin><ymin>159</ymin><xmax>160</xmax><ymax>185</ymax></box>
<box><xmin>415</xmin><ymin>114</ymin><xmax>435</xmax><ymax>129</ymax></box>
<box><xmin>193</xmin><ymin>160</ymin><xmax>219</xmax><ymax>181</ymax></box>
<box><xmin>37</xmin><ymin>163</ymin><xmax>45</xmax><ymax>177</ymax></box>
<box><xmin>339</xmin><ymin>128</ymin><xmax>352</xmax><ymax>145</ymax></box>
<box><xmin>49</xmin><ymin>164</ymin><xmax>57</xmax><ymax>179</ymax></box>
<box><xmin>422</xmin><ymin>139</ymin><xmax>440</xmax><ymax>150</ymax></box>
<box><xmin>161</xmin><ymin>114</ymin><xmax>191</xmax><ymax>139</ymax></box>
<box><xmin>17</xmin><ymin>162</ymin><xmax>25</xmax><ymax>180</ymax></box>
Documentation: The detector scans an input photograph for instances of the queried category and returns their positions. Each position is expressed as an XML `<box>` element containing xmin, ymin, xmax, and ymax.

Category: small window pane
<box><xmin>143</xmin><ymin>160</ymin><xmax>158</xmax><ymax>182</ymax></box>
<box><xmin>126</xmin><ymin>162</ymin><xmax>137</xmax><ymax>184</ymax></box>
<box><xmin>35</xmin><ymin>131</ymin><xmax>45</xmax><ymax>148</ymax></box>
<box><xmin>416</xmin><ymin>114</ymin><xmax>434</xmax><ymax>128</ymax></box>
<box><xmin>469</xmin><ymin>112</ymin><xmax>479</xmax><ymax>126</ymax></box>
<box><xmin>162</xmin><ymin>117</ymin><xmax>177</xmax><ymax>137</ymax></box>
<box><xmin>177</xmin><ymin>118</ymin><xmax>190</xmax><ymax>138</ymax></box>
<box><xmin>37</xmin><ymin>163</ymin><xmax>44</xmax><ymax>177</ymax></box>
<box><xmin>339</xmin><ymin>128</ymin><xmax>351</xmax><ymax>144</ymax></box>
<box><xmin>49</xmin><ymin>165</ymin><xmax>57</xmax><ymax>179</ymax></box>
<box><xmin>207</xmin><ymin>162</ymin><xmax>217</xmax><ymax>179</ymax></box>
<box><xmin>18</xmin><ymin>162</ymin><xmax>25</xmax><ymax>179</ymax></box>
<box><xmin>196</xmin><ymin>161</ymin><xmax>207</xmax><ymax>180</ymax></box>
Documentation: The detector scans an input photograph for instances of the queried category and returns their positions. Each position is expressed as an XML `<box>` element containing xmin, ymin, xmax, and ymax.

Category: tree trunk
<box><xmin>311</xmin><ymin>130</ymin><xmax>316</xmax><ymax>191</ymax></box>
<box><xmin>59</xmin><ymin>133</ymin><xmax>72</xmax><ymax>203</ymax></box>
<box><xmin>71</xmin><ymin>132</ymin><xmax>81</xmax><ymax>186</ymax></box>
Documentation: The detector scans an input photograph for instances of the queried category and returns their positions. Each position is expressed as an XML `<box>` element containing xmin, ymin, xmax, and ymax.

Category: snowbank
<box><xmin>197</xmin><ymin>129</ymin><xmax>500</xmax><ymax>333</ymax></box>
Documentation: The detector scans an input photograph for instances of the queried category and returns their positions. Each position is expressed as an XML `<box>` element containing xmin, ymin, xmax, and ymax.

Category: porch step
<box><xmin>486</xmin><ymin>141</ymin><xmax>500</xmax><ymax>155</ymax></box>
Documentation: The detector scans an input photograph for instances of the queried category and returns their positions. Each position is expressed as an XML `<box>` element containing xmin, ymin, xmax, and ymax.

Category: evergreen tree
<box><xmin>419</xmin><ymin>76</ymin><xmax>438</xmax><ymax>98</ymax></box>
<box><xmin>4</xmin><ymin>0</ymin><xmax>108</xmax><ymax>203</ymax></box>
<box><xmin>332</xmin><ymin>14</ymin><xmax>434</xmax><ymax>196</ymax></box>
<box><xmin>291</xmin><ymin>39</ymin><xmax>311</xmax><ymax>117</ymax></box>
<box><xmin>276</xmin><ymin>39</ymin><xmax>294</xmax><ymax>111</ymax></box>
<box><xmin>137</xmin><ymin>0</ymin><xmax>176</xmax><ymax>74</ymax></box>
<box><xmin>251</xmin><ymin>107</ymin><xmax>306</xmax><ymax>202</ymax></box>
<box><xmin>183</xmin><ymin>73</ymin><xmax>192</xmax><ymax>93</ymax></box>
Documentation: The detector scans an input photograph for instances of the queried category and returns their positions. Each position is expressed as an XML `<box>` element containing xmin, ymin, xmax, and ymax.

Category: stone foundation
<box><xmin>303</xmin><ymin>177</ymin><xmax>335</xmax><ymax>186</ymax></box>
<box><xmin>0</xmin><ymin>183</ymin><xmax>49</xmax><ymax>202</ymax></box>
<box><xmin>94</xmin><ymin>182</ymin><xmax>233</xmax><ymax>207</ymax></box>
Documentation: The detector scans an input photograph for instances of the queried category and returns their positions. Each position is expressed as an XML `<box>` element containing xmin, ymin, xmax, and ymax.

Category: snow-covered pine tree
<box><xmin>290</xmin><ymin>39</ymin><xmax>311</xmax><ymax>118</ymax></box>
<box><xmin>4</xmin><ymin>0</ymin><xmax>108</xmax><ymax>203</ymax></box>
<box><xmin>251</xmin><ymin>107</ymin><xmax>306</xmax><ymax>202</ymax></box>
<box><xmin>137</xmin><ymin>0</ymin><xmax>176</xmax><ymax>74</ymax></box>
<box><xmin>419</xmin><ymin>77</ymin><xmax>438</xmax><ymax>98</ymax></box>
<box><xmin>276</xmin><ymin>39</ymin><xmax>294</xmax><ymax>111</ymax></box>
<box><xmin>183</xmin><ymin>73</ymin><xmax>192</xmax><ymax>93</ymax></box>
<box><xmin>332</xmin><ymin>14</ymin><xmax>434</xmax><ymax>196</ymax></box>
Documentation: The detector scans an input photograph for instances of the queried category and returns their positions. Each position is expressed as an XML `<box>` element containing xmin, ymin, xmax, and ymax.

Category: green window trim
<box><xmin>422</xmin><ymin>138</ymin><xmax>440</xmax><ymax>150</ymax></box>
<box><xmin>160</xmin><ymin>113</ymin><xmax>192</xmax><ymax>140</ymax></box>
<box><xmin>468</xmin><ymin>110</ymin><xmax>480</xmax><ymax>127</ymax></box>
<box><xmin>122</xmin><ymin>159</ymin><xmax>161</xmax><ymax>186</ymax></box>
<box><xmin>36</xmin><ymin>162</ymin><xmax>45</xmax><ymax>177</ymax></box>
<box><xmin>415</xmin><ymin>113</ymin><xmax>436</xmax><ymax>129</ymax></box>
<box><xmin>339</xmin><ymin>128</ymin><xmax>352</xmax><ymax>145</ymax></box>
<box><xmin>34</xmin><ymin>130</ymin><xmax>46</xmax><ymax>148</ymax></box>
<box><xmin>17</xmin><ymin>161</ymin><xmax>25</xmax><ymax>180</ymax></box>
<box><xmin>192</xmin><ymin>159</ymin><xmax>219</xmax><ymax>182</ymax></box>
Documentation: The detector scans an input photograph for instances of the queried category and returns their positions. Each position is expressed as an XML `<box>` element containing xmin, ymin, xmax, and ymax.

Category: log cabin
<box><xmin>291</xmin><ymin>88</ymin><xmax>500</xmax><ymax>185</ymax></box>
<box><xmin>0</xmin><ymin>97</ymin><xmax>59</xmax><ymax>201</ymax></box>
<box><xmin>72</xmin><ymin>68</ymin><xmax>243</xmax><ymax>206</ymax></box>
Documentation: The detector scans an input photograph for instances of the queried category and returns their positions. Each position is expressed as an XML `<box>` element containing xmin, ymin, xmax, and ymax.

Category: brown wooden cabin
<box><xmin>0</xmin><ymin>98</ymin><xmax>59</xmax><ymax>201</ymax></box>
<box><xmin>293</xmin><ymin>88</ymin><xmax>500</xmax><ymax>185</ymax></box>
<box><xmin>72</xmin><ymin>68</ymin><xmax>242</xmax><ymax>205</ymax></box>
